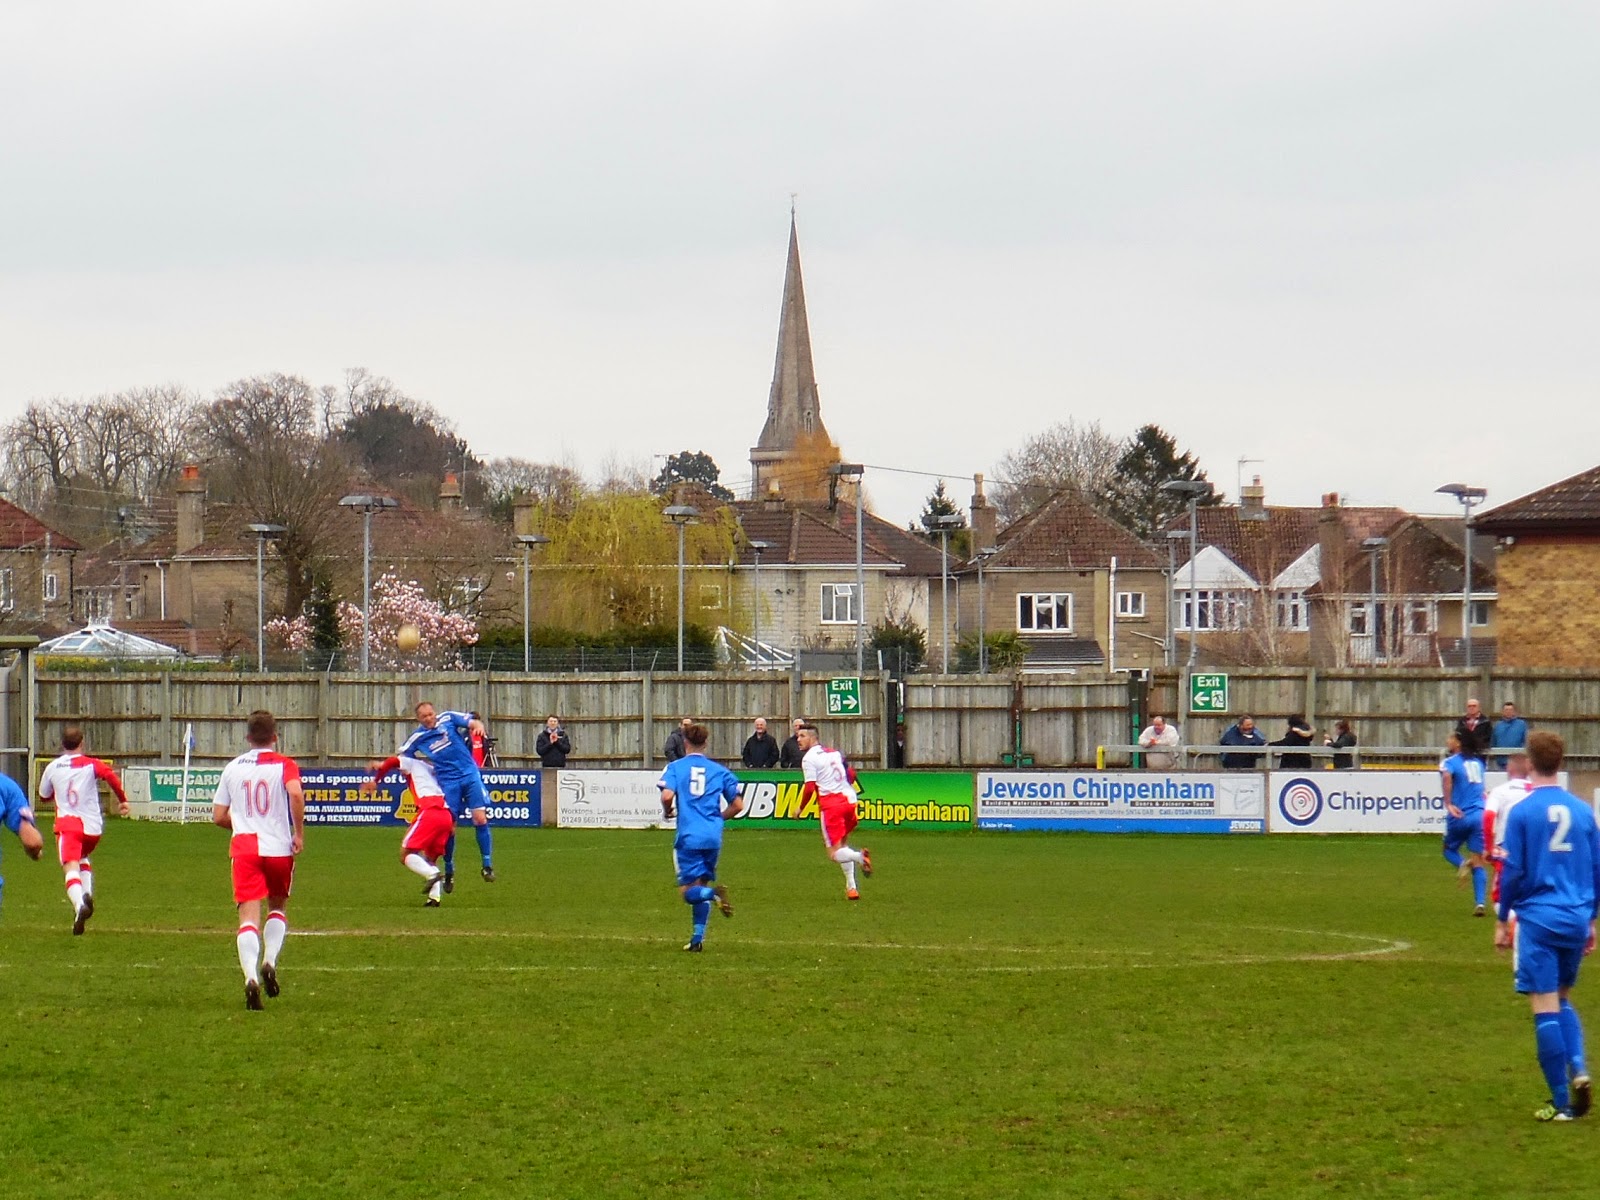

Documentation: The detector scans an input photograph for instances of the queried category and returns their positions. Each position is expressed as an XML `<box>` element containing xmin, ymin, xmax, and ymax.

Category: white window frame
<box><xmin>1349</xmin><ymin>601</ymin><xmax>1369</xmax><ymax>636</ymax></box>
<box><xmin>698</xmin><ymin>583</ymin><xmax>723</xmax><ymax>610</ymax></box>
<box><xmin>1274</xmin><ymin>589</ymin><xmax>1309</xmax><ymax>632</ymax></box>
<box><xmin>44</xmin><ymin>572</ymin><xmax>58</xmax><ymax>602</ymax></box>
<box><xmin>1116</xmin><ymin>591</ymin><xmax>1145</xmax><ymax>618</ymax></box>
<box><xmin>1469</xmin><ymin>599</ymin><xmax>1490</xmax><ymax>628</ymax></box>
<box><xmin>1408</xmin><ymin>599</ymin><xmax>1434</xmax><ymax>635</ymax></box>
<box><xmin>0</xmin><ymin>569</ymin><xmax>13</xmax><ymax>613</ymax></box>
<box><xmin>1017</xmin><ymin>592</ymin><xmax>1072</xmax><ymax>633</ymax></box>
<box><xmin>820</xmin><ymin>583</ymin><xmax>858</xmax><ymax>624</ymax></box>
<box><xmin>1177</xmin><ymin>589</ymin><xmax>1249</xmax><ymax>632</ymax></box>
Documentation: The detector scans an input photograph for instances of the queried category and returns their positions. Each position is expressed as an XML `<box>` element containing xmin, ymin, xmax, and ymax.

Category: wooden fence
<box><xmin>28</xmin><ymin>665</ymin><xmax>1600</xmax><ymax>772</ymax></box>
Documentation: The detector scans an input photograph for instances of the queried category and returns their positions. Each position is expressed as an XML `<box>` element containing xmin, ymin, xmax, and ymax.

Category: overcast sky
<box><xmin>3</xmin><ymin>1</ymin><xmax>1597</xmax><ymax>527</ymax></box>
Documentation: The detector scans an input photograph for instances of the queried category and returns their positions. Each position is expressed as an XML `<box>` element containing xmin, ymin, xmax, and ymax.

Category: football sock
<box><xmin>1535</xmin><ymin>1012</ymin><xmax>1570</xmax><ymax>1108</ymax></box>
<box><xmin>691</xmin><ymin>900</ymin><xmax>711</xmax><ymax>943</ymax></box>
<box><xmin>683</xmin><ymin>886</ymin><xmax>715</xmax><ymax>905</ymax></box>
<box><xmin>1442</xmin><ymin>846</ymin><xmax>1463</xmax><ymax>869</ymax></box>
<box><xmin>404</xmin><ymin>853</ymin><xmax>437</xmax><ymax>879</ymax></box>
<box><xmin>237</xmin><ymin>925</ymin><xmax>262</xmax><ymax>985</ymax></box>
<box><xmin>263</xmin><ymin>911</ymin><xmax>287</xmax><ymax>968</ymax></box>
<box><xmin>831</xmin><ymin>846</ymin><xmax>864</xmax><ymax>864</ymax></box>
<box><xmin>475</xmin><ymin>823</ymin><xmax>493</xmax><ymax>868</ymax></box>
<box><xmin>839</xmin><ymin>860</ymin><xmax>858</xmax><ymax>890</ymax></box>
<box><xmin>66</xmin><ymin>874</ymin><xmax>84</xmax><ymax>914</ymax></box>
<box><xmin>442</xmin><ymin>835</ymin><xmax>456</xmax><ymax>876</ymax></box>
<box><xmin>1471</xmin><ymin>867</ymin><xmax>1487</xmax><ymax>906</ymax></box>
<box><xmin>80</xmin><ymin>861</ymin><xmax>94</xmax><ymax>896</ymax></box>
<box><xmin>1560</xmin><ymin>1000</ymin><xmax>1589</xmax><ymax>1076</ymax></box>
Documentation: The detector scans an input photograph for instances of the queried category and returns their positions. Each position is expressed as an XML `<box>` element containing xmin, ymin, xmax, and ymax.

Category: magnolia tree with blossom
<box><xmin>267</xmin><ymin>572</ymin><xmax>478</xmax><ymax>668</ymax></box>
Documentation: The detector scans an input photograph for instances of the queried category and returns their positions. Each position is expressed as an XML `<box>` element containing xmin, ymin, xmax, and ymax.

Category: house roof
<box><xmin>733</xmin><ymin>503</ymin><xmax>903</xmax><ymax>570</ymax></box>
<box><xmin>1475</xmin><ymin>465</ymin><xmax>1600</xmax><ymax>533</ymax></box>
<box><xmin>0</xmin><ymin>498</ymin><xmax>82</xmax><ymax>553</ymax></box>
<box><xmin>977</xmin><ymin>486</ymin><xmax>1162</xmax><ymax>571</ymax></box>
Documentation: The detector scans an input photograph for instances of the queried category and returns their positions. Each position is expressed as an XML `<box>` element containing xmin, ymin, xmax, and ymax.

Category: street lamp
<box><xmin>932</xmin><ymin>513</ymin><xmax>964</xmax><ymax>674</ymax></box>
<box><xmin>830</xmin><ymin>462</ymin><xmax>867</xmax><ymax>673</ymax></box>
<box><xmin>1161</xmin><ymin>480</ymin><xmax>1213</xmax><ymax>671</ymax></box>
<box><xmin>1436</xmin><ymin>483</ymin><xmax>1487</xmax><ymax>668</ymax></box>
<box><xmin>1164</xmin><ymin>529</ymin><xmax>1189</xmax><ymax>669</ymax></box>
<box><xmin>663</xmin><ymin>505</ymin><xmax>699</xmax><ymax>671</ymax></box>
<box><xmin>973</xmin><ymin>549</ymin><xmax>995</xmax><ymax>674</ymax></box>
<box><xmin>1361</xmin><ymin>537</ymin><xmax>1389</xmax><ymax>664</ymax></box>
<box><xmin>339</xmin><ymin>494</ymin><xmax>399</xmax><ymax>671</ymax></box>
<box><xmin>245</xmin><ymin>523</ymin><xmax>286</xmax><ymax>671</ymax></box>
<box><xmin>516</xmin><ymin>534</ymin><xmax>550</xmax><ymax>672</ymax></box>
<box><xmin>748</xmin><ymin>539</ymin><xmax>775</xmax><ymax>669</ymax></box>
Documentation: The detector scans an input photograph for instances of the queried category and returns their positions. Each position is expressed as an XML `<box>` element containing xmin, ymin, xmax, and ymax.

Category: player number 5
<box><xmin>689</xmin><ymin>766</ymin><xmax>706</xmax><ymax>797</ymax></box>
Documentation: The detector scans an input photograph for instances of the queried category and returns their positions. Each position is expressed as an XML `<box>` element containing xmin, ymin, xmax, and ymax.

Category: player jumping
<box><xmin>396</xmin><ymin>702</ymin><xmax>496</xmax><ymax>888</ymax></box>
<box><xmin>796</xmin><ymin>722</ymin><xmax>873</xmax><ymax>900</ymax></box>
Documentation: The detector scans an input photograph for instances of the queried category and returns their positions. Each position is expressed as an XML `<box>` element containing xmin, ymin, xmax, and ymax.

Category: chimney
<box><xmin>439</xmin><ymin>471</ymin><xmax>464</xmax><ymax>516</ymax></box>
<box><xmin>1317</xmin><ymin>491</ymin><xmax>1345</xmax><ymax>598</ymax></box>
<box><xmin>1240</xmin><ymin>475</ymin><xmax>1266</xmax><ymax>521</ymax></box>
<box><xmin>512</xmin><ymin>493</ymin><xmax>535</xmax><ymax>537</ymax></box>
<box><xmin>763</xmin><ymin>479</ymin><xmax>785</xmax><ymax>511</ymax></box>
<box><xmin>175</xmin><ymin>464</ymin><xmax>205</xmax><ymax>554</ymax></box>
<box><xmin>971</xmin><ymin>472</ymin><xmax>997</xmax><ymax>552</ymax></box>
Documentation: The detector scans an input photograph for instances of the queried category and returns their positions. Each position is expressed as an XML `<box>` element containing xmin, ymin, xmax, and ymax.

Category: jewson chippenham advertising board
<box><xmin>733</xmin><ymin>771</ymin><xmax>974</xmax><ymax>830</ymax></box>
<box><xmin>975</xmin><ymin>772</ymin><xmax>1265</xmax><ymax>833</ymax></box>
<box><xmin>1269</xmin><ymin>771</ymin><xmax>1444</xmax><ymax>834</ymax></box>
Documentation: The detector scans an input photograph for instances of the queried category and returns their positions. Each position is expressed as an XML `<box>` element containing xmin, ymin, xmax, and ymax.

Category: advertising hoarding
<box><xmin>976</xmin><ymin>771</ymin><xmax>1265</xmax><ymax>833</ymax></box>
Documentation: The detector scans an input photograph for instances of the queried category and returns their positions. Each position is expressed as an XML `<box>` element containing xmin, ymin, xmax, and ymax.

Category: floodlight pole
<box><xmin>517</xmin><ymin>534</ymin><xmax>550</xmax><ymax>672</ymax></box>
<box><xmin>1362</xmin><ymin>537</ymin><xmax>1388</xmax><ymax>664</ymax></box>
<box><xmin>934</xmin><ymin>514</ymin><xmax>963</xmax><ymax>674</ymax></box>
<box><xmin>1436</xmin><ymin>483</ymin><xmax>1487</xmax><ymax>668</ymax></box>
<box><xmin>664</xmin><ymin>506</ymin><xmax>699</xmax><ymax>672</ymax></box>
<box><xmin>974</xmin><ymin>550</ymin><xmax>994</xmax><ymax>674</ymax></box>
<box><xmin>1162</xmin><ymin>480</ymin><xmax>1212</xmax><ymax>673</ymax></box>
<box><xmin>339</xmin><ymin>495</ymin><xmax>398</xmax><ymax>672</ymax></box>
<box><xmin>246</xmin><ymin>523</ymin><xmax>286</xmax><ymax>671</ymax></box>
<box><xmin>749</xmin><ymin>540</ymin><xmax>775</xmax><ymax>670</ymax></box>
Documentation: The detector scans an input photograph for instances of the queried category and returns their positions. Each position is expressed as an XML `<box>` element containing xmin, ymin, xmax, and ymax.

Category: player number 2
<box><xmin>1549</xmin><ymin>806</ymin><xmax>1574</xmax><ymax>853</ymax></box>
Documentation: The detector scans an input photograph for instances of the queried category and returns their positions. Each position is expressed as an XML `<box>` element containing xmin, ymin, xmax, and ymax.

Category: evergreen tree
<box><xmin>1103</xmin><ymin>424</ymin><xmax>1218</xmax><ymax>539</ymax></box>
<box><xmin>914</xmin><ymin>480</ymin><xmax>970</xmax><ymax>555</ymax></box>
<box><xmin>650</xmin><ymin>451</ymin><xmax>734</xmax><ymax>502</ymax></box>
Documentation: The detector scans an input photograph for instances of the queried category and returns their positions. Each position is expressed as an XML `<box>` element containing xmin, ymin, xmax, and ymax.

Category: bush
<box><xmin>870</xmin><ymin>617</ymin><xmax>926</xmax><ymax>672</ymax></box>
<box><xmin>954</xmin><ymin>631</ymin><xmax>1028</xmax><ymax>673</ymax></box>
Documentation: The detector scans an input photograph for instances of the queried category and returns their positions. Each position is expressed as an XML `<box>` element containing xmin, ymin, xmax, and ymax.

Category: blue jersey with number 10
<box><xmin>1497</xmin><ymin>785</ymin><xmax>1600</xmax><ymax>938</ymax></box>
<box><xmin>658</xmin><ymin>754</ymin><xmax>741</xmax><ymax>851</ymax></box>
<box><xmin>1441</xmin><ymin>752</ymin><xmax>1485</xmax><ymax>813</ymax></box>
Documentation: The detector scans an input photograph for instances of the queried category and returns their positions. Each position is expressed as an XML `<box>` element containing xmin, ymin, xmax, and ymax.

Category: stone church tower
<box><xmin>749</xmin><ymin>216</ymin><xmax>841</xmax><ymax>502</ymax></box>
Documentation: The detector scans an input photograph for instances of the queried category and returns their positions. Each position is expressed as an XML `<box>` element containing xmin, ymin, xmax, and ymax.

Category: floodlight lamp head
<box><xmin>1161</xmin><ymin>479</ymin><xmax>1212</xmax><ymax>499</ymax></box>
<box><xmin>246</xmin><ymin>523</ymin><xmax>287</xmax><ymax>537</ymax></box>
<box><xmin>932</xmin><ymin>514</ymin><xmax>964</xmax><ymax>529</ymax></box>
<box><xmin>516</xmin><ymin>534</ymin><xmax>551</xmax><ymax>547</ymax></box>
<box><xmin>1361</xmin><ymin>537</ymin><xmax>1389</xmax><ymax>550</ymax></box>
<box><xmin>1436</xmin><ymin>483</ymin><xmax>1487</xmax><ymax>503</ymax></box>
<box><xmin>663</xmin><ymin>505</ymin><xmax>700</xmax><ymax>525</ymax></box>
<box><xmin>829</xmin><ymin>462</ymin><xmax>865</xmax><ymax>481</ymax></box>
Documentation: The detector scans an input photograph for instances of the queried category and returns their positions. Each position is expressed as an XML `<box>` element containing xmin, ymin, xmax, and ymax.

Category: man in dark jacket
<box><xmin>1454</xmin><ymin>698</ymin><xmax>1492</xmax><ymax>761</ymax></box>
<box><xmin>741</xmin><ymin>718</ymin><xmax>781</xmax><ymax>768</ymax></box>
<box><xmin>536</xmin><ymin>715</ymin><xmax>570</xmax><ymax>768</ymax></box>
<box><xmin>779</xmin><ymin>717</ymin><xmax>805</xmax><ymax>769</ymax></box>
<box><xmin>1272</xmin><ymin>716</ymin><xmax>1315</xmax><ymax>769</ymax></box>
<box><xmin>663</xmin><ymin>717</ymin><xmax>693</xmax><ymax>762</ymax></box>
<box><xmin>1219</xmin><ymin>715</ymin><xmax>1267</xmax><ymax>770</ymax></box>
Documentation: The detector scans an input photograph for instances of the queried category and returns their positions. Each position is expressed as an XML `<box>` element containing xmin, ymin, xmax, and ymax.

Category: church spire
<box><xmin>750</xmin><ymin>214</ymin><xmax>837</xmax><ymax>500</ymax></box>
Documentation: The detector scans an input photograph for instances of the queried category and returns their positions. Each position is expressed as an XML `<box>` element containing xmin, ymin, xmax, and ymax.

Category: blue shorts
<box><xmin>674</xmin><ymin>844</ymin><xmax>720</xmax><ymax>887</ymax></box>
<box><xmin>1514</xmin><ymin>920</ymin><xmax>1586</xmax><ymax>995</ymax></box>
<box><xmin>443</xmin><ymin>775</ymin><xmax>491</xmax><ymax>817</ymax></box>
<box><xmin>1443</xmin><ymin>813</ymin><xmax>1484</xmax><ymax>856</ymax></box>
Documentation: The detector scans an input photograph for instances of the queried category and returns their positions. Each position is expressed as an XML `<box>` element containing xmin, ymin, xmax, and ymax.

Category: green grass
<box><xmin>0</xmin><ymin>825</ymin><xmax>1594</xmax><ymax>1198</ymax></box>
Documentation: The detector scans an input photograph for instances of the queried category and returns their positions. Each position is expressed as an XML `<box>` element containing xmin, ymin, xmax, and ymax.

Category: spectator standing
<box><xmin>536</xmin><ymin>715</ymin><xmax>571</xmax><ymax>768</ymax></box>
<box><xmin>663</xmin><ymin>717</ymin><xmax>694</xmax><ymax>763</ymax></box>
<box><xmin>1324</xmin><ymin>719</ymin><xmax>1358</xmax><ymax>770</ymax></box>
<box><xmin>1272</xmin><ymin>716</ymin><xmax>1315</xmax><ymax>770</ymax></box>
<box><xmin>741</xmin><ymin>718</ymin><xmax>780</xmax><ymax>769</ymax></box>
<box><xmin>1454</xmin><ymin>698</ymin><xmax>1492</xmax><ymax>761</ymax></box>
<box><xmin>1137</xmin><ymin>716</ymin><xmax>1181</xmax><ymax>770</ymax></box>
<box><xmin>1491</xmin><ymin>701</ymin><xmax>1529</xmax><ymax>770</ymax></box>
<box><xmin>779</xmin><ymin>718</ymin><xmax>805</xmax><ymax>769</ymax></box>
<box><xmin>1219</xmin><ymin>716</ymin><xmax>1266</xmax><ymax>770</ymax></box>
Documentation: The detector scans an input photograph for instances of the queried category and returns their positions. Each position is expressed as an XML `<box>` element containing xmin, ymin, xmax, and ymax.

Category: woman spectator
<box><xmin>1324</xmin><ymin>719</ymin><xmax>1357</xmax><ymax>770</ymax></box>
<box><xmin>1273</xmin><ymin>715</ymin><xmax>1315</xmax><ymax>769</ymax></box>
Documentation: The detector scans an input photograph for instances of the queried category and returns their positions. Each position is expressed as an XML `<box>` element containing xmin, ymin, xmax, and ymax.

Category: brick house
<box><xmin>0</xmin><ymin>498</ymin><xmax>81</xmax><ymax>634</ymax></box>
<box><xmin>1474</xmin><ymin>464</ymin><xmax>1600</xmax><ymax>667</ymax></box>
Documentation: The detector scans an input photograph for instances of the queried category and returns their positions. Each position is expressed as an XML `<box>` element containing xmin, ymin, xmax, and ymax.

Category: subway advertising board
<box><xmin>976</xmin><ymin>771</ymin><xmax>1265</xmax><ymax>833</ymax></box>
<box><xmin>123</xmin><ymin>766</ymin><xmax>541</xmax><ymax>826</ymax></box>
<box><xmin>733</xmin><ymin>771</ymin><xmax>974</xmax><ymax>830</ymax></box>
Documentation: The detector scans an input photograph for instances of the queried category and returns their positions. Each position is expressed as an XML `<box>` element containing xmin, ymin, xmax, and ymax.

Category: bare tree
<box><xmin>480</xmin><ymin>456</ymin><xmax>588</xmax><ymax>520</ymax></box>
<box><xmin>992</xmin><ymin>420</ymin><xmax>1127</xmax><ymax>525</ymax></box>
<box><xmin>200</xmin><ymin>374</ymin><xmax>356</xmax><ymax>615</ymax></box>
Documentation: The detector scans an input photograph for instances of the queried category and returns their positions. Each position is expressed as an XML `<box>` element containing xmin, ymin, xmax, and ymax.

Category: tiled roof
<box><xmin>983</xmin><ymin>487</ymin><xmax>1161</xmax><ymax>570</ymax></box>
<box><xmin>1475</xmin><ymin>465</ymin><xmax>1600</xmax><ymax>532</ymax></box>
<box><xmin>734</xmin><ymin>504</ymin><xmax>902</xmax><ymax>569</ymax></box>
<box><xmin>0</xmin><ymin>498</ymin><xmax>82</xmax><ymax>552</ymax></box>
<box><xmin>1020</xmin><ymin>637</ymin><xmax>1106</xmax><ymax>669</ymax></box>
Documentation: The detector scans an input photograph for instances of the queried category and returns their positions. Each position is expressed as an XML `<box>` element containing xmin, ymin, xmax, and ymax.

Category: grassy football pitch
<box><xmin>0</xmin><ymin>824</ymin><xmax>1594</xmax><ymax>1198</ymax></box>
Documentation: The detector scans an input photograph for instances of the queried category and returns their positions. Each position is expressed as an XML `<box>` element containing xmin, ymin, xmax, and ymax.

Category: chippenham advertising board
<box><xmin>975</xmin><ymin>771</ymin><xmax>1266</xmax><ymax>833</ymax></box>
<box><xmin>732</xmin><ymin>771</ymin><xmax>973</xmax><ymax>831</ymax></box>
<box><xmin>1269</xmin><ymin>771</ymin><xmax>1444</xmax><ymax>834</ymax></box>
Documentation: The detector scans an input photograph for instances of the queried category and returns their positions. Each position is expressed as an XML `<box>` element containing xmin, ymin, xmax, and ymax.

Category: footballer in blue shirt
<box><xmin>395</xmin><ymin>702</ymin><xmax>496</xmax><ymax>886</ymax></box>
<box><xmin>657</xmin><ymin>723</ymin><xmax>743</xmax><ymax>952</ymax></box>
<box><xmin>1495</xmin><ymin>731</ymin><xmax>1600</xmax><ymax>1122</ymax></box>
<box><xmin>0</xmin><ymin>771</ymin><xmax>45</xmax><ymax>908</ymax></box>
<box><xmin>1440</xmin><ymin>733</ymin><xmax>1489</xmax><ymax>914</ymax></box>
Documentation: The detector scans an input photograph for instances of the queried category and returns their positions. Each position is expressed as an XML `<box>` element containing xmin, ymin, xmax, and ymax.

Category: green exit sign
<box><xmin>1190</xmin><ymin>673</ymin><xmax>1229</xmax><ymax>714</ymax></box>
<box><xmin>826</xmin><ymin>677</ymin><xmax>862</xmax><ymax>715</ymax></box>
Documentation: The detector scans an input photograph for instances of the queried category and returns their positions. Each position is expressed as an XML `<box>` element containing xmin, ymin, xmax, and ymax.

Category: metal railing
<box><xmin>1095</xmin><ymin>744</ymin><xmax>1600</xmax><ymax>770</ymax></box>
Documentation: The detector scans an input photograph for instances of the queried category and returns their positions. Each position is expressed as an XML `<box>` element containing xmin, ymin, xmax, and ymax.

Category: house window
<box><xmin>449</xmin><ymin>576</ymin><xmax>485</xmax><ymax>611</ymax></box>
<box><xmin>44</xmin><ymin>572</ymin><xmax>58</xmax><ymax>602</ymax></box>
<box><xmin>1274</xmin><ymin>590</ymin><xmax>1308</xmax><ymax>631</ymax></box>
<box><xmin>820</xmin><ymin>583</ymin><xmax>858</xmax><ymax>624</ymax></box>
<box><xmin>1017</xmin><ymin>592</ymin><xmax>1072</xmax><ymax>632</ymax></box>
<box><xmin>1349</xmin><ymin>602</ymin><xmax>1368</xmax><ymax>636</ymax></box>
<box><xmin>1116</xmin><ymin>591</ymin><xmax>1145</xmax><ymax>618</ymax></box>
<box><xmin>1177</xmin><ymin>589</ymin><xmax>1249</xmax><ymax>631</ymax></box>
<box><xmin>1470</xmin><ymin>599</ymin><xmax>1490</xmax><ymax>627</ymax></box>
<box><xmin>0</xmin><ymin>569</ymin><xmax>15</xmax><ymax>613</ymax></box>
<box><xmin>698</xmin><ymin>583</ymin><xmax>723</xmax><ymax>610</ymax></box>
<box><xmin>1408</xmin><ymin>600</ymin><xmax>1434</xmax><ymax>634</ymax></box>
